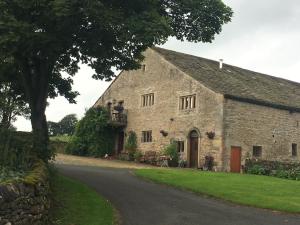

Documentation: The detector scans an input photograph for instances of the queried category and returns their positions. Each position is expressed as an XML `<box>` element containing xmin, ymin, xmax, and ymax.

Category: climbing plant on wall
<box><xmin>67</xmin><ymin>107</ymin><xmax>119</xmax><ymax>157</ymax></box>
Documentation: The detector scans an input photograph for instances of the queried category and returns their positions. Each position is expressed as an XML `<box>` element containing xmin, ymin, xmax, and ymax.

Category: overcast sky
<box><xmin>14</xmin><ymin>0</ymin><xmax>300</xmax><ymax>131</ymax></box>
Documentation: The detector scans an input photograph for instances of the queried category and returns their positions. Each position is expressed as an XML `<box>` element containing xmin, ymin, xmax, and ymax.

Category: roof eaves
<box><xmin>224</xmin><ymin>94</ymin><xmax>300</xmax><ymax>113</ymax></box>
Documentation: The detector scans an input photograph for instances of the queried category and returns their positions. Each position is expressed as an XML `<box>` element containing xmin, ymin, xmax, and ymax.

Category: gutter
<box><xmin>224</xmin><ymin>94</ymin><xmax>300</xmax><ymax>113</ymax></box>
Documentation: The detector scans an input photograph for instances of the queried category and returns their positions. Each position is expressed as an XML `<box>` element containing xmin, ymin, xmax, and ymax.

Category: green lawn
<box><xmin>135</xmin><ymin>168</ymin><xmax>300</xmax><ymax>213</ymax></box>
<box><xmin>50</xmin><ymin>175</ymin><xmax>117</xmax><ymax>225</ymax></box>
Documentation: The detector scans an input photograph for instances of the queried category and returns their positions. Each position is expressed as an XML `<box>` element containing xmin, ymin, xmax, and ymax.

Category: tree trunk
<box><xmin>18</xmin><ymin>56</ymin><xmax>52</xmax><ymax>162</ymax></box>
<box><xmin>31</xmin><ymin>106</ymin><xmax>49</xmax><ymax>161</ymax></box>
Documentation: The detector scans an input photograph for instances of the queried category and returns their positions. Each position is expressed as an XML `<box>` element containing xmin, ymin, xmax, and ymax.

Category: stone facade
<box><xmin>95</xmin><ymin>48</ymin><xmax>300</xmax><ymax>171</ymax></box>
<box><xmin>0</xmin><ymin>162</ymin><xmax>50</xmax><ymax>225</ymax></box>
<box><xmin>223</xmin><ymin>99</ymin><xmax>300</xmax><ymax>171</ymax></box>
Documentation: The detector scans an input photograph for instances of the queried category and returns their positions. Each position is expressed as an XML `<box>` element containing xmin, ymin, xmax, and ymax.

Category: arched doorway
<box><xmin>189</xmin><ymin>130</ymin><xmax>199</xmax><ymax>168</ymax></box>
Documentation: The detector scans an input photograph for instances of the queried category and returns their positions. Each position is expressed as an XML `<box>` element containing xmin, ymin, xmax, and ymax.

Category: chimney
<box><xmin>219</xmin><ymin>59</ymin><xmax>223</xmax><ymax>69</ymax></box>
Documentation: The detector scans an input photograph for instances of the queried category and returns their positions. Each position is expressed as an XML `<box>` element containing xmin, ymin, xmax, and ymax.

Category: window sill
<box><xmin>179</xmin><ymin>109</ymin><xmax>196</xmax><ymax>113</ymax></box>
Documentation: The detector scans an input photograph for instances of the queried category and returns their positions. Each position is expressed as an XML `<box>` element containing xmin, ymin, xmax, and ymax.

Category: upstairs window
<box><xmin>142</xmin><ymin>131</ymin><xmax>152</xmax><ymax>143</ymax></box>
<box><xmin>142</xmin><ymin>93</ymin><xmax>154</xmax><ymax>107</ymax></box>
<box><xmin>179</xmin><ymin>95</ymin><xmax>196</xmax><ymax>110</ymax></box>
<box><xmin>253</xmin><ymin>146</ymin><xmax>262</xmax><ymax>157</ymax></box>
<box><xmin>292</xmin><ymin>143</ymin><xmax>298</xmax><ymax>157</ymax></box>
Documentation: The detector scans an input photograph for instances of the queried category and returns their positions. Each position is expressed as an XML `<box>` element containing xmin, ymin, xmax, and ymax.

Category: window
<box><xmin>292</xmin><ymin>143</ymin><xmax>298</xmax><ymax>157</ymax></box>
<box><xmin>142</xmin><ymin>131</ymin><xmax>152</xmax><ymax>143</ymax></box>
<box><xmin>179</xmin><ymin>95</ymin><xmax>196</xmax><ymax>110</ymax></box>
<box><xmin>253</xmin><ymin>146</ymin><xmax>262</xmax><ymax>157</ymax></box>
<box><xmin>176</xmin><ymin>141</ymin><xmax>185</xmax><ymax>152</ymax></box>
<box><xmin>142</xmin><ymin>93</ymin><xmax>154</xmax><ymax>107</ymax></box>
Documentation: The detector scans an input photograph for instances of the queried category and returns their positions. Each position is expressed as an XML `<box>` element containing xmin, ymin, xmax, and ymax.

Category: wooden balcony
<box><xmin>109</xmin><ymin>112</ymin><xmax>127</xmax><ymax>127</ymax></box>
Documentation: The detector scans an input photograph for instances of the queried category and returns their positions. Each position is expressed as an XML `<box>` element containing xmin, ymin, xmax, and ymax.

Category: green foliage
<box><xmin>0</xmin><ymin>168</ymin><xmax>25</xmax><ymax>183</ymax></box>
<box><xmin>48</xmin><ymin>114</ymin><xmax>78</xmax><ymax>136</ymax></box>
<box><xmin>125</xmin><ymin>131</ymin><xmax>137</xmax><ymax>160</ymax></box>
<box><xmin>125</xmin><ymin>131</ymin><xmax>138</xmax><ymax>151</ymax></box>
<box><xmin>48</xmin><ymin>121</ymin><xmax>61</xmax><ymax>137</ymax></box>
<box><xmin>67</xmin><ymin>107</ymin><xmax>118</xmax><ymax>157</ymax></box>
<box><xmin>247</xmin><ymin>165</ymin><xmax>268</xmax><ymax>175</ymax></box>
<box><xmin>0</xmin><ymin>82</ymin><xmax>29</xmax><ymax>129</ymax></box>
<box><xmin>59</xmin><ymin>114</ymin><xmax>78</xmax><ymax>135</ymax></box>
<box><xmin>134</xmin><ymin>151</ymin><xmax>143</xmax><ymax>162</ymax></box>
<box><xmin>0</xmin><ymin>129</ymin><xmax>36</xmax><ymax>172</ymax></box>
<box><xmin>163</xmin><ymin>143</ymin><xmax>178</xmax><ymax>165</ymax></box>
<box><xmin>245</xmin><ymin>159</ymin><xmax>300</xmax><ymax>180</ymax></box>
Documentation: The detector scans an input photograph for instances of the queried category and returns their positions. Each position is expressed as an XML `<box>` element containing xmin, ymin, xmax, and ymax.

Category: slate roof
<box><xmin>153</xmin><ymin>47</ymin><xmax>300</xmax><ymax>112</ymax></box>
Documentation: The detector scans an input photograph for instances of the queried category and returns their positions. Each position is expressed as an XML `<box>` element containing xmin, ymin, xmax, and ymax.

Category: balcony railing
<box><xmin>109</xmin><ymin>112</ymin><xmax>127</xmax><ymax>127</ymax></box>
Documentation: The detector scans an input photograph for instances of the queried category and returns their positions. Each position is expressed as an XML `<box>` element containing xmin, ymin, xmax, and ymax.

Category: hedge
<box><xmin>0</xmin><ymin>130</ymin><xmax>35</xmax><ymax>171</ymax></box>
<box><xmin>245</xmin><ymin>159</ymin><xmax>300</xmax><ymax>180</ymax></box>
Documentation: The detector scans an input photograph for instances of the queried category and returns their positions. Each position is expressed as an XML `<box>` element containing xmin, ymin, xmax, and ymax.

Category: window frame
<box><xmin>176</xmin><ymin>141</ymin><xmax>185</xmax><ymax>152</ymax></box>
<box><xmin>179</xmin><ymin>94</ymin><xmax>196</xmax><ymax>110</ymax></box>
<box><xmin>292</xmin><ymin>143</ymin><xmax>298</xmax><ymax>157</ymax></box>
<box><xmin>141</xmin><ymin>93</ymin><xmax>155</xmax><ymax>107</ymax></box>
<box><xmin>141</xmin><ymin>130</ymin><xmax>152</xmax><ymax>143</ymax></box>
<box><xmin>252</xmin><ymin>146</ymin><xmax>262</xmax><ymax>158</ymax></box>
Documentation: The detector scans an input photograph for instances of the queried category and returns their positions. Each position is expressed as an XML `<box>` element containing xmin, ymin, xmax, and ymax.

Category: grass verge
<box><xmin>50</xmin><ymin>174</ymin><xmax>117</xmax><ymax>225</ymax></box>
<box><xmin>135</xmin><ymin>168</ymin><xmax>300</xmax><ymax>213</ymax></box>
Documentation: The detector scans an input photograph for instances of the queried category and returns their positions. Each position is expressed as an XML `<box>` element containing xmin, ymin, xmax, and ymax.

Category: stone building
<box><xmin>94</xmin><ymin>47</ymin><xmax>300</xmax><ymax>172</ymax></box>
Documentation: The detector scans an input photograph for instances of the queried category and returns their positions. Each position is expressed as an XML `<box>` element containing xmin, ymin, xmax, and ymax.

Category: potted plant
<box><xmin>163</xmin><ymin>143</ymin><xmax>178</xmax><ymax>167</ymax></box>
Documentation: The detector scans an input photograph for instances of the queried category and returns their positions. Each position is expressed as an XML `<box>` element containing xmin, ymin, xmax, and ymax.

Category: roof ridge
<box><xmin>152</xmin><ymin>46</ymin><xmax>300</xmax><ymax>87</ymax></box>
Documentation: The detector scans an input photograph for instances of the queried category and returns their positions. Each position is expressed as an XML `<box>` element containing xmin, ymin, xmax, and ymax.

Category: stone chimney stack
<box><xmin>219</xmin><ymin>59</ymin><xmax>223</xmax><ymax>69</ymax></box>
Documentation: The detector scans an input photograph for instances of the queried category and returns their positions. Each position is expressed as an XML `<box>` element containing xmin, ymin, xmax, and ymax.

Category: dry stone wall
<box><xmin>0</xmin><ymin>162</ymin><xmax>50</xmax><ymax>225</ymax></box>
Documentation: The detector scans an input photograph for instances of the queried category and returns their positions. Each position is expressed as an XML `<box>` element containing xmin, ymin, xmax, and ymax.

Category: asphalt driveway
<box><xmin>57</xmin><ymin>164</ymin><xmax>300</xmax><ymax>225</ymax></box>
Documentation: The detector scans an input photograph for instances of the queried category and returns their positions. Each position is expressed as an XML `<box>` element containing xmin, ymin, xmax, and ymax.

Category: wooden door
<box><xmin>117</xmin><ymin>132</ymin><xmax>124</xmax><ymax>154</ymax></box>
<box><xmin>190</xmin><ymin>136</ymin><xmax>199</xmax><ymax>168</ymax></box>
<box><xmin>230</xmin><ymin>147</ymin><xmax>241</xmax><ymax>173</ymax></box>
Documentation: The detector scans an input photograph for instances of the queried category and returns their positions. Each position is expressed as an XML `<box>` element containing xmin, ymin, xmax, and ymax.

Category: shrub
<box><xmin>125</xmin><ymin>131</ymin><xmax>137</xmax><ymax>151</ymax></box>
<box><xmin>50</xmin><ymin>140</ymin><xmax>68</xmax><ymax>154</ymax></box>
<box><xmin>134</xmin><ymin>151</ymin><xmax>143</xmax><ymax>162</ymax></box>
<box><xmin>274</xmin><ymin>169</ymin><xmax>289</xmax><ymax>179</ymax></box>
<box><xmin>67</xmin><ymin>107</ymin><xmax>119</xmax><ymax>157</ymax></box>
<box><xmin>245</xmin><ymin>159</ymin><xmax>300</xmax><ymax>180</ymax></box>
<box><xmin>0</xmin><ymin>130</ymin><xmax>36</xmax><ymax>172</ymax></box>
<box><xmin>163</xmin><ymin>143</ymin><xmax>178</xmax><ymax>167</ymax></box>
<box><xmin>247</xmin><ymin>165</ymin><xmax>268</xmax><ymax>175</ymax></box>
<box><xmin>125</xmin><ymin>131</ymin><xmax>137</xmax><ymax>160</ymax></box>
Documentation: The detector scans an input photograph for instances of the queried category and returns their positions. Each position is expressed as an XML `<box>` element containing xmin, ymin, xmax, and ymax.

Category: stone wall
<box><xmin>223</xmin><ymin>99</ymin><xmax>300</xmax><ymax>171</ymax></box>
<box><xmin>95</xmin><ymin>48</ymin><xmax>224</xmax><ymax>169</ymax></box>
<box><xmin>0</xmin><ymin>161</ymin><xmax>50</xmax><ymax>225</ymax></box>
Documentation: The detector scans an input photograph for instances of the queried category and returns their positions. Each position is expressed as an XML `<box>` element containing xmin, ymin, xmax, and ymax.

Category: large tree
<box><xmin>0</xmin><ymin>82</ymin><xmax>29</xmax><ymax>129</ymax></box>
<box><xmin>0</xmin><ymin>57</ymin><xmax>29</xmax><ymax>129</ymax></box>
<box><xmin>0</xmin><ymin>0</ymin><xmax>232</xmax><ymax>161</ymax></box>
<box><xmin>48</xmin><ymin>114</ymin><xmax>78</xmax><ymax>136</ymax></box>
